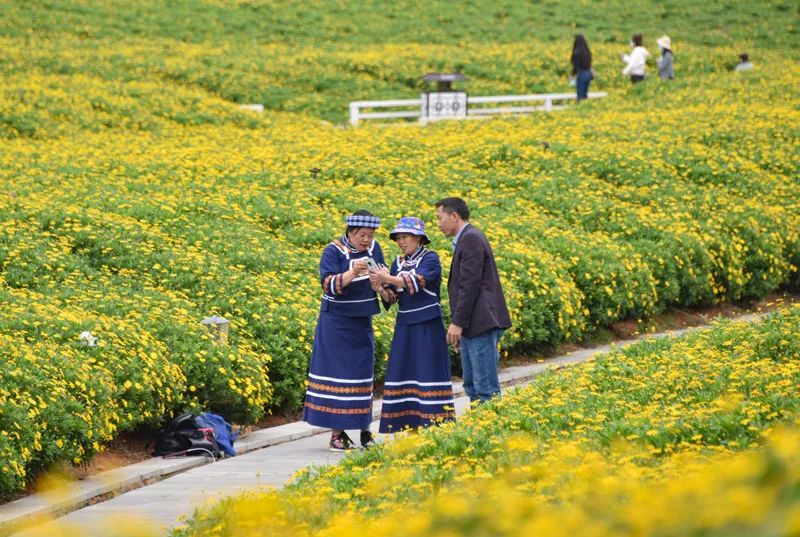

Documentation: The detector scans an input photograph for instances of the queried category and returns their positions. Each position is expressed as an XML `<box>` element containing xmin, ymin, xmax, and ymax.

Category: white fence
<box><xmin>348</xmin><ymin>99</ymin><xmax>421</xmax><ymax>125</ymax></box>
<box><xmin>348</xmin><ymin>92</ymin><xmax>607</xmax><ymax>126</ymax></box>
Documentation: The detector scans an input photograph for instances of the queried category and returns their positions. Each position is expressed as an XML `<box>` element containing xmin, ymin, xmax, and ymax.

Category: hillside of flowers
<box><xmin>1</xmin><ymin>0</ymin><xmax>799</xmax><ymax>499</ymax></box>
<box><xmin>174</xmin><ymin>305</ymin><xmax>800</xmax><ymax>536</ymax></box>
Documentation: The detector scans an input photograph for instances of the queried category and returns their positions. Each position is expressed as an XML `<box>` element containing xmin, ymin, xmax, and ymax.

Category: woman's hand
<box><xmin>369</xmin><ymin>265</ymin><xmax>390</xmax><ymax>284</ymax></box>
<box><xmin>369</xmin><ymin>273</ymin><xmax>384</xmax><ymax>291</ymax></box>
<box><xmin>376</xmin><ymin>287</ymin><xmax>394</xmax><ymax>303</ymax></box>
<box><xmin>340</xmin><ymin>259</ymin><xmax>369</xmax><ymax>288</ymax></box>
<box><xmin>350</xmin><ymin>259</ymin><xmax>368</xmax><ymax>278</ymax></box>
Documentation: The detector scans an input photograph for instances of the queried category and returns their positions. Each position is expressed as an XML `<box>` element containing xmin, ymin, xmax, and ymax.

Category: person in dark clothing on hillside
<box><xmin>571</xmin><ymin>34</ymin><xmax>594</xmax><ymax>102</ymax></box>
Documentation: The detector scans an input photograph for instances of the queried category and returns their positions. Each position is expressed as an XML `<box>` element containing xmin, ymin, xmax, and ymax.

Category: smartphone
<box><xmin>365</xmin><ymin>258</ymin><xmax>378</xmax><ymax>270</ymax></box>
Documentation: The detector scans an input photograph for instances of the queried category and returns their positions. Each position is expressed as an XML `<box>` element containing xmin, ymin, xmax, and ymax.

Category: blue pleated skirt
<box><xmin>379</xmin><ymin>317</ymin><xmax>455</xmax><ymax>433</ymax></box>
<box><xmin>302</xmin><ymin>311</ymin><xmax>375</xmax><ymax>430</ymax></box>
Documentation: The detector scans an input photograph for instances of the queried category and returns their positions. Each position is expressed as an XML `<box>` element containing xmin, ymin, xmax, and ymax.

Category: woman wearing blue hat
<box><xmin>369</xmin><ymin>216</ymin><xmax>455</xmax><ymax>433</ymax></box>
<box><xmin>302</xmin><ymin>210</ymin><xmax>386</xmax><ymax>451</ymax></box>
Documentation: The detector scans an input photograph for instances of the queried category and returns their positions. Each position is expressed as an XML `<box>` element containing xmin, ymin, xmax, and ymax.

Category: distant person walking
<box><xmin>302</xmin><ymin>210</ymin><xmax>385</xmax><ymax>451</ymax></box>
<box><xmin>656</xmin><ymin>35</ymin><xmax>674</xmax><ymax>80</ymax></box>
<box><xmin>735</xmin><ymin>52</ymin><xmax>754</xmax><ymax>71</ymax></box>
<box><xmin>570</xmin><ymin>34</ymin><xmax>594</xmax><ymax>102</ymax></box>
<box><xmin>621</xmin><ymin>34</ymin><xmax>650</xmax><ymax>83</ymax></box>
<box><xmin>435</xmin><ymin>197</ymin><xmax>511</xmax><ymax>404</ymax></box>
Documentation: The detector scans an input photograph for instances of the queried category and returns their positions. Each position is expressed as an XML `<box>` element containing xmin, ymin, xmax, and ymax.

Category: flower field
<box><xmin>173</xmin><ymin>305</ymin><xmax>800</xmax><ymax>536</ymax></box>
<box><xmin>1</xmin><ymin>0</ymin><xmax>799</xmax><ymax>501</ymax></box>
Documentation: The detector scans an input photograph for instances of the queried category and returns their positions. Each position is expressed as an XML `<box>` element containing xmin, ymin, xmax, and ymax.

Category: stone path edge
<box><xmin>0</xmin><ymin>312</ymin><xmax>765</xmax><ymax>534</ymax></box>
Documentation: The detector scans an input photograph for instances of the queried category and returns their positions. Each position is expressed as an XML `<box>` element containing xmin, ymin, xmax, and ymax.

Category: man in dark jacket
<box><xmin>435</xmin><ymin>197</ymin><xmax>512</xmax><ymax>402</ymax></box>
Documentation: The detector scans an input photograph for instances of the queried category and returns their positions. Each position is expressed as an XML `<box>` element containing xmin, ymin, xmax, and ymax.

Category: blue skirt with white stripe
<box><xmin>379</xmin><ymin>317</ymin><xmax>455</xmax><ymax>433</ymax></box>
<box><xmin>303</xmin><ymin>311</ymin><xmax>375</xmax><ymax>430</ymax></box>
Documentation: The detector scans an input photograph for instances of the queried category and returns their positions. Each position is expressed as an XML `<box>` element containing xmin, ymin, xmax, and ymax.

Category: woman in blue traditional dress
<box><xmin>369</xmin><ymin>216</ymin><xmax>455</xmax><ymax>433</ymax></box>
<box><xmin>302</xmin><ymin>210</ymin><xmax>385</xmax><ymax>451</ymax></box>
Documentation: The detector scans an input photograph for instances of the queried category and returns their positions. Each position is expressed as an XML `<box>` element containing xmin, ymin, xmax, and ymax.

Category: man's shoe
<box><xmin>329</xmin><ymin>432</ymin><xmax>354</xmax><ymax>452</ymax></box>
<box><xmin>360</xmin><ymin>431</ymin><xmax>376</xmax><ymax>449</ymax></box>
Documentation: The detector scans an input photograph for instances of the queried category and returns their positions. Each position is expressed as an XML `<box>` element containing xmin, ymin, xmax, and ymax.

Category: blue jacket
<box><xmin>320</xmin><ymin>238</ymin><xmax>385</xmax><ymax>317</ymax></box>
<box><xmin>390</xmin><ymin>247</ymin><xmax>443</xmax><ymax>325</ymax></box>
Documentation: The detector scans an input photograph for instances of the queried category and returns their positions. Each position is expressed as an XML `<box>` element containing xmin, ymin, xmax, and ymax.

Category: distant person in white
<box><xmin>735</xmin><ymin>53</ymin><xmax>754</xmax><ymax>71</ymax></box>
<box><xmin>621</xmin><ymin>33</ymin><xmax>650</xmax><ymax>84</ymax></box>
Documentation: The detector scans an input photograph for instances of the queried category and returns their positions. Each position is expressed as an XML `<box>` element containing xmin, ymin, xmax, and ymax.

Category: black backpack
<box><xmin>153</xmin><ymin>413</ymin><xmax>222</xmax><ymax>459</ymax></box>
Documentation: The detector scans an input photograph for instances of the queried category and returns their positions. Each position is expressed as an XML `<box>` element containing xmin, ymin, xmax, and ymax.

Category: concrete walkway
<box><xmin>3</xmin><ymin>315</ymin><xmax>762</xmax><ymax>537</ymax></box>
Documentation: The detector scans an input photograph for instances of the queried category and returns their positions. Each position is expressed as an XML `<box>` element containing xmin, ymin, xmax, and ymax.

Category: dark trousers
<box><xmin>576</xmin><ymin>69</ymin><xmax>592</xmax><ymax>101</ymax></box>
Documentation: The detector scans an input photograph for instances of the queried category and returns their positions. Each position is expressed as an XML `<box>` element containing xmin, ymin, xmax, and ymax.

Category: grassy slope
<box><xmin>1</xmin><ymin>0</ymin><xmax>798</xmax><ymax>122</ymax></box>
<box><xmin>3</xmin><ymin>0</ymin><xmax>794</xmax><ymax>46</ymax></box>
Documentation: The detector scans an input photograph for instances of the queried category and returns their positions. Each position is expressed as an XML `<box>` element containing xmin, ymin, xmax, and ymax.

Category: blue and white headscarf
<box><xmin>346</xmin><ymin>214</ymin><xmax>381</xmax><ymax>229</ymax></box>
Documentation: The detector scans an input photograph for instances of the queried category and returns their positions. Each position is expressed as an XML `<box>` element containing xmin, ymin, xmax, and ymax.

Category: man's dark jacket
<box><xmin>447</xmin><ymin>223</ymin><xmax>512</xmax><ymax>338</ymax></box>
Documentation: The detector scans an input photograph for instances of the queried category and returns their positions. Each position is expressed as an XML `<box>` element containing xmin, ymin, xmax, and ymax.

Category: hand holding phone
<box><xmin>351</xmin><ymin>259</ymin><xmax>369</xmax><ymax>276</ymax></box>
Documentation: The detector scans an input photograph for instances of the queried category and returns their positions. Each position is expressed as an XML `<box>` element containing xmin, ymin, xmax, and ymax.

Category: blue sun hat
<box><xmin>389</xmin><ymin>216</ymin><xmax>430</xmax><ymax>244</ymax></box>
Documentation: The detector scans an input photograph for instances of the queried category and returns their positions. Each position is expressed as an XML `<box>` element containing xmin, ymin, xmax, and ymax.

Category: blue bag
<box><xmin>195</xmin><ymin>412</ymin><xmax>239</xmax><ymax>457</ymax></box>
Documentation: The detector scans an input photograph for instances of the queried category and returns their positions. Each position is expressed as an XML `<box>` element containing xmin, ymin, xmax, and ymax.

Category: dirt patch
<box><xmin>69</xmin><ymin>433</ymin><xmax>154</xmax><ymax>480</ymax></box>
<box><xmin>242</xmin><ymin>411</ymin><xmax>303</xmax><ymax>439</ymax></box>
<box><xmin>254</xmin><ymin>412</ymin><xmax>302</xmax><ymax>429</ymax></box>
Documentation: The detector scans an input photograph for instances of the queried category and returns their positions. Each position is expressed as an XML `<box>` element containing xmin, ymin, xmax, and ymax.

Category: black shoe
<box><xmin>329</xmin><ymin>432</ymin><xmax>354</xmax><ymax>452</ymax></box>
<box><xmin>360</xmin><ymin>431</ymin><xmax>376</xmax><ymax>449</ymax></box>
